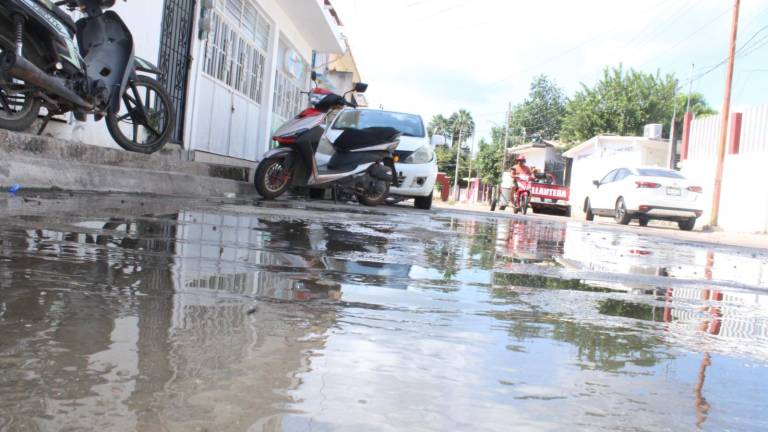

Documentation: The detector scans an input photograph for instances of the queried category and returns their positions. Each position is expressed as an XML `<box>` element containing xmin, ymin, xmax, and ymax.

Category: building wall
<box><xmin>681</xmin><ymin>106</ymin><xmax>768</xmax><ymax>232</ymax></box>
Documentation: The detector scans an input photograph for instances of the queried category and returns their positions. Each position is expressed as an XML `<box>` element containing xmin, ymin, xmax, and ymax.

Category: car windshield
<box><xmin>636</xmin><ymin>168</ymin><xmax>685</xmax><ymax>179</ymax></box>
<box><xmin>333</xmin><ymin>110</ymin><xmax>425</xmax><ymax>137</ymax></box>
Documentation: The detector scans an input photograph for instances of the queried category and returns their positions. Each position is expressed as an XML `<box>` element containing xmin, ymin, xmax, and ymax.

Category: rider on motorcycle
<box><xmin>510</xmin><ymin>155</ymin><xmax>537</xmax><ymax>195</ymax></box>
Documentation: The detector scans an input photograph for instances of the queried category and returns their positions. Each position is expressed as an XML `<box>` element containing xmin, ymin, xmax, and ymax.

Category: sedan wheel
<box><xmin>614</xmin><ymin>197</ymin><xmax>631</xmax><ymax>225</ymax></box>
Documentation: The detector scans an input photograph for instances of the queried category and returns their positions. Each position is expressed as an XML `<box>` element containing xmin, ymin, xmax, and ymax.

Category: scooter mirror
<box><xmin>354</xmin><ymin>82</ymin><xmax>368</xmax><ymax>93</ymax></box>
<box><xmin>311</xmin><ymin>71</ymin><xmax>317</xmax><ymax>82</ymax></box>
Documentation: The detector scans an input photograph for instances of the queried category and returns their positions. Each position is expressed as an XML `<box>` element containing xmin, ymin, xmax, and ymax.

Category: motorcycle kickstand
<box><xmin>37</xmin><ymin>112</ymin><xmax>54</xmax><ymax>135</ymax></box>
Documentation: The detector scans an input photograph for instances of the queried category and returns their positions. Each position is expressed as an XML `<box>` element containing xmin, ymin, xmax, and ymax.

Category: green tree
<box><xmin>672</xmin><ymin>92</ymin><xmax>717</xmax><ymax>137</ymax></box>
<box><xmin>449</xmin><ymin>109</ymin><xmax>475</xmax><ymax>147</ymax></box>
<box><xmin>510</xmin><ymin>75</ymin><xmax>566</xmax><ymax>141</ymax></box>
<box><xmin>560</xmin><ymin>66</ymin><xmax>680</xmax><ymax>145</ymax></box>
<box><xmin>428</xmin><ymin>114</ymin><xmax>451</xmax><ymax>138</ymax></box>
<box><xmin>473</xmin><ymin>138</ymin><xmax>502</xmax><ymax>185</ymax></box>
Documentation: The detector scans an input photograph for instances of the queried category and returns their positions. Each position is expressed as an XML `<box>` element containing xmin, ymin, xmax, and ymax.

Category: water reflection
<box><xmin>0</xmin><ymin>200</ymin><xmax>767</xmax><ymax>431</ymax></box>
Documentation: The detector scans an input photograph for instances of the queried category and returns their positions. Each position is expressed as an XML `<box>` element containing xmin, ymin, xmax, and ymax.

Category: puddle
<box><xmin>0</xmin><ymin>194</ymin><xmax>767</xmax><ymax>431</ymax></box>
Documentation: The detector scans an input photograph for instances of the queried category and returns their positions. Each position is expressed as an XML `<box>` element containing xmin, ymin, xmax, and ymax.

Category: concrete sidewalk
<box><xmin>0</xmin><ymin>130</ymin><xmax>256</xmax><ymax>197</ymax></box>
<box><xmin>434</xmin><ymin>200</ymin><xmax>768</xmax><ymax>250</ymax></box>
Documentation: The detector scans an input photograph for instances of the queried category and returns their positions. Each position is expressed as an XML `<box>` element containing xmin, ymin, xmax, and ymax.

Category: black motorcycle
<box><xmin>0</xmin><ymin>0</ymin><xmax>174</xmax><ymax>153</ymax></box>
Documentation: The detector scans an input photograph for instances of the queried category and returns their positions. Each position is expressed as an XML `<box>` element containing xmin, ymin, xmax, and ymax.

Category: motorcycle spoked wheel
<box><xmin>255</xmin><ymin>156</ymin><xmax>292</xmax><ymax>199</ymax></box>
<box><xmin>520</xmin><ymin>193</ymin><xmax>530</xmax><ymax>215</ymax></box>
<box><xmin>105</xmin><ymin>75</ymin><xmax>175</xmax><ymax>154</ymax></box>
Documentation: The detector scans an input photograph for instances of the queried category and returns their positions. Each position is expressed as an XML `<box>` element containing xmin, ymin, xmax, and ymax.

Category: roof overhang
<box><xmin>279</xmin><ymin>0</ymin><xmax>345</xmax><ymax>53</ymax></box>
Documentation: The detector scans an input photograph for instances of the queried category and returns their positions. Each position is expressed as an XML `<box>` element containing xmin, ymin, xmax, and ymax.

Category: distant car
<box><xmin>323</xmin><ymin>108</ymin><xmax>439</xmax><ymax>209</ymax></box>
<box><xmin>584</xmin><ymin>167</ymin><xmax>704</xmax><ymax>230</ymax></box>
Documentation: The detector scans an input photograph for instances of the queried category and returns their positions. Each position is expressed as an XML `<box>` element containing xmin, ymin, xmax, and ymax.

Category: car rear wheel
<box><xmin>678</xmin><ymin>218</ymin><xmax>696</xmax><ymax>231</ymax></box>
<box><xmin>614</xmin><ymin>197</ymin><xmax>631</xmax><ymax>225</ymax></box>
<box><xmin>585</xmin><ymin>199</ymin><xmax>595</xmax><ymax>221</ymax></box>
<box><xmin>414</xmin><ymin>191</ymin><xmax>433</xmax><ymax>210</ymax></box>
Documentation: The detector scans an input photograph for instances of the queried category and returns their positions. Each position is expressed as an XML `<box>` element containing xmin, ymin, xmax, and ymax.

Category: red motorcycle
<box><xmin>512</xmin><ymin>174</ymin><xmax>533</xmax><ymax>215</ymax></box>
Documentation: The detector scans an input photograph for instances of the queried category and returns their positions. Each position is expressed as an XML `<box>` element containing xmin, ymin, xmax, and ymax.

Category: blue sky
<box><xmin>331</xmin><ymin>0</ymin><xmax>768</xmax><ymax>145</ymax></box>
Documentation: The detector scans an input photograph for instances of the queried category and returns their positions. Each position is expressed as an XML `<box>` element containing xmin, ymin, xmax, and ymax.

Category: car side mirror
<box><xmin>430</xmin><ymin>134</ymin><xmax>447</xmax><ymax>146</ymax></box>
<box><xmin>354</xmin><ymin>82</ymin><xmax>368</xmax><ymax>93</ymax></box>
<box><xmin>593</xmin><ymin>180</ymin><xmax>600</xmax><ymax>187</ymax></box>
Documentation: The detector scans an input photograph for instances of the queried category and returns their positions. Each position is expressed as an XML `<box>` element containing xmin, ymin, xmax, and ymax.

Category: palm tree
<box><xmin>428</xmin><ymin>114</ymin><xmax>450</xmax><ymax>138</ymax></box>
<box><xmin>449</xmin><ymin>109</ymin><xmax>475</xmax><ymax>198</ymax></box>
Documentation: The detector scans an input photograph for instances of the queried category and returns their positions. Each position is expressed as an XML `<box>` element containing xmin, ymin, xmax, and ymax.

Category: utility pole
<box><xmin>501</xmin><ymin>102</ymin><xmax>510</xmax><ymax>172</ymax></box>
<box><xmin>711</xmin><ymin>0</ymin><xmax>740</xmax><ymax>227</ymax></box>
<box><xmin>686</xmin><ymin>63</ymin><xmax>695</xmax><ymax>113</ymax></box>
<box><xmin>668</xmin><ymin>95</ymin><xmax>678</xmax><ymax>169</ymax></box>
<box><xmin>453</xmin><ymin>126</ymin><xmax>463</xmax><ymax>200</ymax></box>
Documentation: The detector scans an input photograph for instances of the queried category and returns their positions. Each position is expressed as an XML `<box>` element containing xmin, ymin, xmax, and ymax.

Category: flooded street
<box><xmin>1</xmin><ymin>192</ymin><xmax>767</xmax><ymax>432</ymax></box>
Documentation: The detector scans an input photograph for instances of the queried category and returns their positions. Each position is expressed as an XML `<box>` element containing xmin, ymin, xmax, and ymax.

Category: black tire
<box><xmin>490</xmin><ymin>199</ymin><xmax>497</xmax><ymax>212</ymax></box>
<box><xmin>105</xmin><ymin>75</ymin><xmax>175</xmax><ymax>154</ymax></box>
<box><xmin>0</xmin><ymin>33</ymin><xmax>42</xmax><ymax>132</ymax></box>
<box><xmin>614</xmin><ymin>197</ymin><xmax>632</xmax><ymax>225</ymax></box>
<box><xmin>308</xmin><ymin>188</ymin><xmax>325</xmax><ymax>199</ymax></box>
<box><xmin>414</xmin><ymin>191</ymin><xmax>433</xmax><ymax>210</ymax></box>
<box><xmin>639</xmin><ymin>216</ymin><xmax>650</xmax><ymax>227</ymax></box>
<box><xmin>678</xmin><ymin>218</ymin><xmax>696</xmax><ymax>231</ymax></box>
<box><xmin>585</xmin><ymin>199</ymin><xmax>595</xmax><ymax>221</ymax></box>
<box><xmin>255</xmin><ymin>157</ymin><xmax>291</xmax><ymax>199</ymax></box>
<box><xmin>520</xmin><ymin>194</ymin><xmax>530</xmax><ymax>215</ymax></box>
<box><xmin>356</xmin><ymin>181</ymin><xmax>390</xmax><ymax>207</ymax></box>
<box><xmin>499</xmin><ymin>205</ymin><xmax>507</xmax><ymax>211</ymax></box>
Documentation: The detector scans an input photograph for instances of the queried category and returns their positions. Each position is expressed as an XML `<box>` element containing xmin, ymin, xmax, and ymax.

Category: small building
<box><xmin>563</xmin><ymin>134</ymin><xmax>670</xmax><ymax>218</ymax></box>
<box><xmin>507</xmin><ymin>140</ymin><xmax>566</xmax><ymax>184</ymax></box>
<box><xmin>46</xmin><ymin>0</ymin><xmax>347</xmax><ymax>173</ymax></box>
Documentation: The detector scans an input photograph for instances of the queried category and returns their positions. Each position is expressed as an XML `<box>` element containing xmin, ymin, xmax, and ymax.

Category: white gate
<box><xmin>191</xmin><ymin>1</ymin><xmax>270</xmax><ymax>161</ymax></box>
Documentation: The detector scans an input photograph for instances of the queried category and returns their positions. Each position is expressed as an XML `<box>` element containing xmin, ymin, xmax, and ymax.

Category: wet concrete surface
<box><xmin>0</xmin><ymin>192</ymin><xmax>767</xmax><ymax>431</ymax></box>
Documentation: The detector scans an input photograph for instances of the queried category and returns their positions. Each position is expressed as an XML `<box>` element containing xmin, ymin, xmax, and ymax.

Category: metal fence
<box><xmin>688</xmin><ymin>104</ymin><xmax>768</xmax><ymax>159</ymax></box>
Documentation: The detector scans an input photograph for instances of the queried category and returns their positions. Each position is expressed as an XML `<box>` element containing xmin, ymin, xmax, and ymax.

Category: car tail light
<box><xmin>687</xmin><ymin>186</ymin><xmax>703</xmax><ymax>193</ymax></box>
<box><xmin>635</xmin><ymin>181</ymin><xmax>661</xmax><ymax>189</ymax></box>
<box><xmin>639</xmin><ymin>205</ymin><xmax>651</xmax><ymax>212</ymax></box>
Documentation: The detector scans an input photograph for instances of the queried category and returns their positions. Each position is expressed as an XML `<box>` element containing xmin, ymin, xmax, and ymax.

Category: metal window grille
<box><xmin>158</xmin><ymin>0</ymin><xmax>196</xmax><ymax>143</ymax></box>
<box><xmin>202</xmin><ymin>8</ymin><xmax>268</xmax><ymax>104</ymax></box>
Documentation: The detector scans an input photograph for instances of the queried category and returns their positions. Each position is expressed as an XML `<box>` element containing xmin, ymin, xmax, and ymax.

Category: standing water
<box><xmin>0</xmin><ymin>194</ymin><xmax>766</xmax><ymax>431</ymax></box>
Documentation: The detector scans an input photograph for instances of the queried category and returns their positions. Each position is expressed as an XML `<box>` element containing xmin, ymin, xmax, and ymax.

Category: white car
<box><xmin>584</xmin><ymin>166</ymin><xmax>704</xmax><ymax>230</ymax></box>
<box><xmin>324</xmin><ymin>108</ymin><xmax>439</xmax><ymax>209</ymax></box>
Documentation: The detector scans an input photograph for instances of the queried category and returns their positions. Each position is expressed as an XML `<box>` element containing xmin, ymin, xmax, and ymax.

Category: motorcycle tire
<box><xmin>0</xmin><ymin>31</ymin><xmax>44</xmax><ymax>132</ymax></box>
<box><xmin>521</xmin><ymin>194</ymin><xmax>530</xmax><ymax>215</ymax></box>
<box><xmin>255</xmin><ymin>156</ymin><xmax>291</xmax><ymax>199</ymax></box>
<box><xmin>106</xmin><ymin>75</ymin><xmax>175</xmax><ymax>154</ymax></box>
<box><xmin>356</xmin><ymin>182</ymin><xmax>389</xmax><ymax>207</ymax></box>
<box><xmin>490</xmin><ymin>199</ymin><xmax>497</xmax><ymax>212</ymax></box>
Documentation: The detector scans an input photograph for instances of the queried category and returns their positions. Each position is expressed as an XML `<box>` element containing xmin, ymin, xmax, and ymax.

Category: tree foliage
<box><xmin>473</xmin><ymin>138</ymin><xmax>502</xmax><ymax>185</ymax></box>
<box><xmin>509</xmin><ymin>75</ymin><xmax>566</xmax><ymax>141</ymax></box>
<box><xmin>560</xmin><ymin>66</ymin><xmax>679</xmax><ymax>144</ymax></box>
<box><xmin>428</xmin><ymin>109</ymin><xmax>475</xmax><ymax>182</ymax></box>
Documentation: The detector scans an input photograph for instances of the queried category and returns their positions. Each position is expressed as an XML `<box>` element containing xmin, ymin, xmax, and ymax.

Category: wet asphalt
<box><xmin>0</xmin><ymin>191</ymin><xmax>766</xmax><ymax>432</ymax></box>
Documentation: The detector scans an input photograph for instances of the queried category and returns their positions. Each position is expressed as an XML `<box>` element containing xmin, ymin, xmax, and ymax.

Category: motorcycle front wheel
<box><xmin>106</xmin><ymin>75</ymin><xmax>175</xmax><ymax>154</ymax></box>
<box><xmin>255</xmin><ymin>156</ymin><xmax>292</xmax><ymax>199</ymax></box>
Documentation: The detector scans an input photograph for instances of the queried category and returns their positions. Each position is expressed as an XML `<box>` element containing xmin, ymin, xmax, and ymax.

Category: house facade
<box><xmin>47</xmin><ymin>0</ymin><xmax>345</xmax><ymax>170</ymax></box>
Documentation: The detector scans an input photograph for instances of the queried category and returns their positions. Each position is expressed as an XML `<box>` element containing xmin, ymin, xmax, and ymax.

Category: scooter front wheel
<box><xmin>255</xmin><ymin>156</ymin><xmax>291</xmax><ymax>199</ymax></box>
<box><xmin>356</xmin><ymin>182</ymin><xmax>389</xmax><ymax>206</ymax></box>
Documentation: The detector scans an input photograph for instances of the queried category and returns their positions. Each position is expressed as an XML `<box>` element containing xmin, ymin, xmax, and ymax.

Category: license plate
<box><xmin>666</xmin><ymin>187</ymin><xmax>681</xmax><ymax>196</ymax></box>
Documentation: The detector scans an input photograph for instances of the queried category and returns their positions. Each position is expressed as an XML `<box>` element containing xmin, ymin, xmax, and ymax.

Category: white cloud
<box><xmin>332</xmin><ymin>0</ymin><xmax>768</xmax><ymax>143</ymax></box>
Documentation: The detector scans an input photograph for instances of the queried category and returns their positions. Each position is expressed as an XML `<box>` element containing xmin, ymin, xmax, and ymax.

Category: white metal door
<box><xmin>190</xmin><ymin>2</ymin><xmax>270</xmax><ymax>160</ymax></box>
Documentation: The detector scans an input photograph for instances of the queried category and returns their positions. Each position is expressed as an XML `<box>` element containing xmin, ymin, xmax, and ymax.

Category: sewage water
<box><xmin>0</xmin><ymin>195</ymin><xmax>766</xmax><ymax>431</ymax></box>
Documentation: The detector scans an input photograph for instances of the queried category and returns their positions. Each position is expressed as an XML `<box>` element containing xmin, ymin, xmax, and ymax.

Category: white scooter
<box><xmin>254</xmin><ymin>80</ymin><xmax>400</xmax><ymax>206</ymax></box>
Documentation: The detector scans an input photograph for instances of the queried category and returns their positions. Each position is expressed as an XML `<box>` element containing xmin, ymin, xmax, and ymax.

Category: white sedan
<box><xmin>325</xmin><ymin>108</ymin><xmax>439</xmax><ymax>209</ymax></box>
<box><xmin>584</xmin><ymin>167</ymin><xmax>704</xmax><ymax>230</ymax></box>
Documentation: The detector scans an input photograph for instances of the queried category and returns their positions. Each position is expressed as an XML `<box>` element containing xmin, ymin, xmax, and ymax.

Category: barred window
<box><xmin>202</xmin><ymin>9</ymin><xmax>268</xmax><ymax>104</ymax></box>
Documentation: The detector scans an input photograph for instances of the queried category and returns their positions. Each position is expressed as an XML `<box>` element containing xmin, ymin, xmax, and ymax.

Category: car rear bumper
<box><xmin>390</xmin><ymin>162</ymin><xmax>437</xmax><ymax>197</ymax></box>
<box><xmin>633</xmin><ymin>205</ymin><xmax>702</xmax><ymax>220</ymax></box>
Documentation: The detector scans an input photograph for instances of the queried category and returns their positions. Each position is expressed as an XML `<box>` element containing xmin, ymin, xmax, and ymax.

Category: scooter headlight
<box><xmin>403</xmin><ymin>145</ymin><xmax>434</xmax><ymax>164</ymax></box>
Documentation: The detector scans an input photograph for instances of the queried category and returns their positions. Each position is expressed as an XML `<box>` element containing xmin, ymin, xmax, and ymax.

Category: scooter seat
<box><xmin>333</xmin><ymin>127</ymin><xmax>400</xmax><ymax>152</ymax></box>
